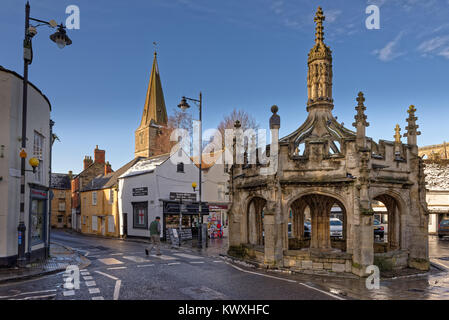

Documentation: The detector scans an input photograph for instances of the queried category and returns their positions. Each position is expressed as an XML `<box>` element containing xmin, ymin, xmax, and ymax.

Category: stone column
<box><xmin>303</xmin><ymin>195</ymin><xmax>333</xmax><ymax>249</ymax></box>
<box><xmin>263</xmin><ymin>201</ymin><xmax>277</xmax><ymax>266</ymax></box>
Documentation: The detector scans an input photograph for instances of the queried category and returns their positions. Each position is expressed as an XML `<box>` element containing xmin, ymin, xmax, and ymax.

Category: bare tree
<box><xmin>216</xmin><ymin>108</ymin><xmax>259</xmax><ymax>148</ymax></box>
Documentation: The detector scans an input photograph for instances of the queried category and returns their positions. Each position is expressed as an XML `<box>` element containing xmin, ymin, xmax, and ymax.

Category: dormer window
<box><xmin>177</xmin><ymin>162</ymin><xmax>184</xmax><ymax>173</ymax></box>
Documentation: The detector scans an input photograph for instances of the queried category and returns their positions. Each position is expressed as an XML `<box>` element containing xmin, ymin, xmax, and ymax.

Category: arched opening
<box><xmin>288</xmin><ymin>194</ymin><xmax>346</xmax><ymax>251</ymax></box>
<box><xmin>329</xmin><ymin>140</ymin><xmax>341</xmax><ymax>155</ymax></box>
<box><xmin>373</xmin><ymin>194</ymin><xmax>401</xmax><ymax>252</ymax></box>
<box><xmin>247</xmin><ymin>197</ymin><xmax>266</xmax><ymax>246</ymax></box>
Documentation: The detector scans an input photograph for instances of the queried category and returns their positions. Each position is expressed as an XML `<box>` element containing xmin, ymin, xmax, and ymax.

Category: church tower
<box><xmin>135</xmin><ymin>52</ymin><xmax>169</xmax><ymax>158</ymax></box>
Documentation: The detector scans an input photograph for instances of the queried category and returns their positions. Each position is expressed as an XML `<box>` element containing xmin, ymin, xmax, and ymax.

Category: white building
<box><xmin>0</xmin><ymin>66</ymin><xmax>51</xmax><ymax>266</ymax></box>
<box><xmin>118</xmin><ymin>149</ymin><xmax>229</xmax><ymax>239</ymax></box>
<box><xmin>424</xmin><ymin>163</ymin><xmax>449</xmax><ymax>234</ymax></box>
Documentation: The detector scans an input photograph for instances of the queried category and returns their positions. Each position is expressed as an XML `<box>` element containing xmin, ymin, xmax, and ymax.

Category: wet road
<box><xmin>0</xmin><ymin>230</ymin><xmax>341</xmax><ymax>300</ymax></box>
<box><xmin>429</xmin><ymin>235</ymin><xmax>449</xmax><ymax>269</ymax></box>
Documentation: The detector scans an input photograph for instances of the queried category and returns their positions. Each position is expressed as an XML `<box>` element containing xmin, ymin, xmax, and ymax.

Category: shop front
<box><xmin>28</xmin><ymin>185</ymin><xmax>49</xmax><ymax>261</ymax></box>
<box><xmin>206</xmin><ymin>204</ymin><xmax>229</xmax><ymax>238</ymax></box>
<box><xmin>162</xmin><ymin>196</ymin><xmax>209</xmax><ymax>241</ymax></box>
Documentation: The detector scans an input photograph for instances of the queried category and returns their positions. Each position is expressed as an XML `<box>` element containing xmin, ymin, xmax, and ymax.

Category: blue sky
<box><xmin>1</xmin><ymin>0</ymin><xmax>448</xmax><ymax>174</ymax></box>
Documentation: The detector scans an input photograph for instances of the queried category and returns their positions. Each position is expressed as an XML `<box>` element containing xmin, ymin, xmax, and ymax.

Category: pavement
<box><xmin>0</xmin><ymin>242</ymin><xmax>90</xmax><ymax>284</ymax></box>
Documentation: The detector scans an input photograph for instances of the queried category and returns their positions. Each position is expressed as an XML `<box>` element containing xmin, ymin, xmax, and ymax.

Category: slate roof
<box><xmin>119</xmin><ymin>153</ymin><xmax>170</xmax><ymax>179</ymax></box>
<box><xmin>82</xmin><ymin>173</ymin><xmax>114</xmax><ymax>192</ymax></box>
<box><xmin>81</xmin><ymin>157</ymin><xmax>143</xmax><ymax>192</ymax></box>
<box><xmin>50</xmin><ymin>173</ymin><xmax>71</xmax><ymax>189</ymax></box>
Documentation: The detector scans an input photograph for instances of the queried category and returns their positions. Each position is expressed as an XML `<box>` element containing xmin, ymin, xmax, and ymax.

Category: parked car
<box><xmin>374</xmin><ymin>219</ymin><xmax>384</xmax><ymax>240</ymax></box>
<box><xmin>304</xmin><ymin>222</ymin><xmax>311</xmax><ymax>238</ymax></box>
<box><xmin>438</xmin><ymin>219</ymin><xmax>449</xmax><ymax>239</ymax></box>
<box><xmin>330</xmin><ymin>218</ymin><xmax>343</xmax><ymax>238</ymax></box>
<box><xmin>288</xmin><ymin>222</ymin><xmax>311</xmax><ymax>238</ymax></box>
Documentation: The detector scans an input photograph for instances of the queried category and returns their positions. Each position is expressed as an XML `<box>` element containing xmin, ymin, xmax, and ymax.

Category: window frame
<box><xmin>132</xmin><ymin>201</ymin><xmax>148</xmax><ymax>229</ymax></box>
<box><xmin>92</xmin><ymin>191</ymin><xmax>97</xmax><ymax>206</ymax></box>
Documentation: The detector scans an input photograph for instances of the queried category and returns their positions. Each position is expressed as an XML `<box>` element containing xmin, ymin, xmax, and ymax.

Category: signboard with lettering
<box><xmin>168</xmin><ymin>228</ymin><xmax>180</xmax><ymax>246</ymax></box>
<box><xmin>169</xmin><ymin>192</ymin><xmax>197</xmax><ymax>201</ymax></box>
<box><xmin>132</xmin><ymin>187</ymin><xmax>148</xmax><ymax>196</ymax></box>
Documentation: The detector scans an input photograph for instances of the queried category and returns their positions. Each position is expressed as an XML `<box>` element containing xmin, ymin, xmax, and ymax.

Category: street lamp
<box><xmin>17</xmin><ymin>2</ymin><xmax>72</xmax><ymax>267</ymax></box>
<box><xmin>178</xmin><ymin>93</ymin><xmax>204</xmax><ymax>248</ymax></box>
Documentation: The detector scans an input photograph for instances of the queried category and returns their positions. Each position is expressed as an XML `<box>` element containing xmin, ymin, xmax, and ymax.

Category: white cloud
<box><xmin>367</xmin><ymin>0</ymin><xmax>388</xmax><ymax>7</ymax></box>
<box><xmin>438</xmin><ymin>48</ymin><xmax>449</xmax><ymax>58</ymax></box>
<box><xmin>373</xmin><ymin>32</ymin><xmax>406</xmax><ymax>62</ymax></box>
<box><xmin>325</xmin><ymin>9</ymin><xmax>342</xmax><ymax>23</ymax></box>
<box><xmin>418</xmin><ymin>36</ymin><xmax>449</xmax><ymax>59</ymax></box>
<box><xmin>418</xmin><ymin>36</ymin><xmax>449</xmax><ymax>53</ymax></box>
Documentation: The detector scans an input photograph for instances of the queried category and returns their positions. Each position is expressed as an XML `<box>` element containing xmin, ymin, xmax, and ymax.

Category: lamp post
<box><xmin>17</xmin><ymin>2</ymin><xmax>72</xmax><ymax>267</ymax></box>
<box><xmin>178</xmin><ymin>93</ymin><xmax>204</xmax><ymax>248</ymax></box>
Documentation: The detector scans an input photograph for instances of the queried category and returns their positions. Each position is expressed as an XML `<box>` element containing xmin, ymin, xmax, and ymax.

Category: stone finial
<box><xmin>352</xmin><ymin>92</ymin><xmax>369</xmax><ymax>149</ymax></box>
<box><xmin>269</xmin><ymin>105</ymin><xmax>280</xmax><ymax>130</ymax></box>
<box><xmin>352</xmin><ymin>92</ymin><xmax>369</xmax><ymax>128</ymax></box>
<box><xmin>394</xmin><ymin>124</ymin><xmax>401</xmax><ymax>143</ymax></box>
<box><xmin>314</xmin><ymin>6</ymin><xmax>325</xmax><ymax>44</ymax></box>
<box><xmin>403</xmin><ymin>105</ymin><xmax>421</xmax><ymax>145</ymax></box>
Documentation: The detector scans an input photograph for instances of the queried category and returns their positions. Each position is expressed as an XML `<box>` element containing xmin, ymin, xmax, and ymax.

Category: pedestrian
<box><xmin>145</xmin><ymin>216</ymin><xmax>161</xmax><ymax>256</ymax></box>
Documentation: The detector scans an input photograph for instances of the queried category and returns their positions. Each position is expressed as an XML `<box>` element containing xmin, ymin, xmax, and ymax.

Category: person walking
<box><xmin>145</xmin><ymin>216</ymin><xmax>161</xmax><ymax>256</ymax></box>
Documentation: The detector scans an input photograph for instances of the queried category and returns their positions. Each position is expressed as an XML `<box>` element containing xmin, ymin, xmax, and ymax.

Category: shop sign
<box><xmin>132</xmin><ymin>187</ymin><xmax>148</xmax><ymax>196</ymax></box>
<box><xmin>170</xmin><ymin>192</ymin><xmax>196</xmax><ymax>201</ymax></box>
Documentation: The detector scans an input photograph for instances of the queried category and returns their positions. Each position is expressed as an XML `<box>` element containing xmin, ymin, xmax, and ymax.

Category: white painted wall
<box><xmin>426</xmin><ymin>190</ymin><xmax>449</xmax><ymax>234</ymax></box>
<box><xmin>0</xmin><ymin>69</ymin><xmax>51</xmax><ymax>264</ymax></box>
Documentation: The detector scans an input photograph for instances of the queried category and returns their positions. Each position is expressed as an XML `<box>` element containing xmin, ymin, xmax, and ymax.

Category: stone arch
<box><xmin>287</xmin><ymin>192</ymin><xmax>347</xmax><ymax>251</ymax></box>
<box><xmin>372</xmin><ymin>192</ymin><xmax>403</xmax><ymax>252</ymax></box>
<box><xmin>246</xmin><ymin>196</ymin><xmax>267</xmax><ymax>246</ymax></box>
<box><xmin>286</xmin><ymin>189</ymin><xmax>349</xmax><ymax>212</ymax></box>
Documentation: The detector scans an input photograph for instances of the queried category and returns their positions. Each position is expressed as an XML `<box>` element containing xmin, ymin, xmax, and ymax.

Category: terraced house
<box><xmin>50</xmin><ymin>172</ymin><xmax>72</xmax><ymax>228</ymax></box>
<box><xmin>79</xmin><ymin>158</ymin><xmax>141</xmax><ymax>237</ymax></box>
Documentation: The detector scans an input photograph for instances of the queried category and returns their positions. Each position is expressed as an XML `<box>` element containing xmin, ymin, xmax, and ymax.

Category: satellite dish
<box><xmin>49</xmin><ymin>20</ymin><xmax>58</xmax><ymax>28</ymax></box>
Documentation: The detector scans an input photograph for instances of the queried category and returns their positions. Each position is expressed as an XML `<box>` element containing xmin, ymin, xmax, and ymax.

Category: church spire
<box><xmin>139</xmin><ymin>51</ymin><xmax>168</xmax><ymax>128</ymax></box>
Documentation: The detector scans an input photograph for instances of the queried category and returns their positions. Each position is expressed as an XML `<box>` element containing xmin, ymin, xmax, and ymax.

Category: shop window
<box><xmin>33</xmin><ymin>131</ymin><xmax>44</xmax><ymax>183</ymax></box>
<box><xmin>133</xmin><ymin>202</ymin><xmax>148</xmax><ymax>229</ymax></box>
<box><xmin>30</xmin><ymin>198</ymin><xmax>45</xmax><ymax>245</ymax></box>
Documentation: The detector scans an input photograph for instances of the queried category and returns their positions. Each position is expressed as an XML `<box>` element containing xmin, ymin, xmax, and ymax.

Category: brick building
<box><xmin>71</xmin><ymin>145</ymin><xmax>112</xmax><ymax>232</ymax></box>
<box><xmin>79</xmin><ymin>157</ymin><xmax>141</xmax><ymax>237</ymax></box>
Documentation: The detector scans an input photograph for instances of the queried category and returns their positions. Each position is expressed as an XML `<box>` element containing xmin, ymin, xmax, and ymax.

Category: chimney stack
<box><xmin>94</xmin><ymin>145</ymin><xmax>105</xmax><ymax>164</ymax></box>
<box><xmin>105</xmin><ymin>161</ymin><xmax>112</xmax><ymax>175</ymax></box>
<box><xmin>83</xmin><ymin>156</ymin><xmax>93</xmax><ymax>170</ymax></box>
<box><xmin>68</xmin><ymin>170</ymin><xmax>73</xmax><ymax>180</ymax></box>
